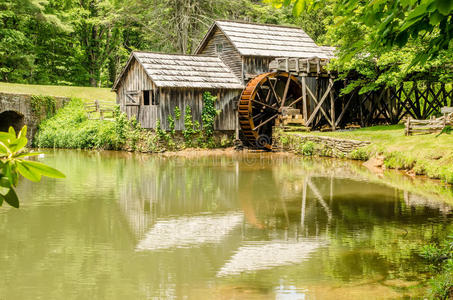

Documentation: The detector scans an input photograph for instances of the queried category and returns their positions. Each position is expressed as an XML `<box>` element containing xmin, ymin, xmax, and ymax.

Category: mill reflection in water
<box><xmin>1</xmin><ymin>150</ymin><xmax>451</xmax><ymax>299</ymax></box>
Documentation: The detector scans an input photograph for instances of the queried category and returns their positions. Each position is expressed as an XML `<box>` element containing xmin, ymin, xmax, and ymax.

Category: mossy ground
<box><xmin>287</xmin><ymin>125</ymin><xmax>453</xmax><ymax>184</ymax></box>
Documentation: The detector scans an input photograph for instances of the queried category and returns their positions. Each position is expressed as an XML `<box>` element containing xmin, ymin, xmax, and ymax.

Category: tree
<box><xmin>272</xmin><ymin>0</ymin><xmax>453</xmax><ymax>63</ymax></box>
<box><xmin>0</xmin><ymin>126</ymin><xmax>65</xmax><ymax>208</ymax></box>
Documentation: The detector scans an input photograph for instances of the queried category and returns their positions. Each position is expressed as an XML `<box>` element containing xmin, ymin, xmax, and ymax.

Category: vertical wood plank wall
<box><xmin>157</xmin><ymin>88</ymin><xmax>240</xmax><ymax>131</ymax></box>
<box><xmin>198</xmin><ymin>28</ymin><xmax>243</xmax><ymax>80</ymax></box>
<box><xmin>242</xmin><ymin>57</ymin><xmax>274</xmax><ymax>78</ymax></box>
<box><xmin>117</xmin><ymin>58</ymin><xmax>157</xmax><ymax>123</ymax></box>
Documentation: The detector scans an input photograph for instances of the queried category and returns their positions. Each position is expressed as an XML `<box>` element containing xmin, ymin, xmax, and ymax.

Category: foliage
<box><xmin>155</xmin><ymin>119</ymin><xmax>169</xmax><ymax>142</ymax></box>
<box><xmin>420</xmin><ymin>233</ymin><xmax>453</xmax><ymax>299</ymax></box>
<box><xmin>0</xmin><ymin>126</ymin><xmax>65</xmax><ymax>208</ymax></box>
<box><xmin>0</xmin><ymin>0</ymin><xmax>313</xmax><ymax>87</ymax></box>
<box><xmin>34</xmin><ymin>98</ymin><xmax>129</xmax><ymax>149</ymax></box>
<box><xmin>174</xmin><ymin>106</ymin><xmax>181</xmax><ymax>120</ymax></box>
<box><xmin>270</xmin><ymin>0</ymin><xmax>453</xmax><ymax>94</ymax></box>
<box><xmin>30</xmin><ymin>95</ymin><xmax>57</xmax><ymax>118</ymax></box>
<box><xmin>182</xmin><ymin>106</ymin><xmax>200</xmax><ymax>147</ymax></box>
<box><xmin>349</xmin><ymin>147</ymin><xmax>369</xmax><ymax>161</ymax></box>
<box><xmin>201</xmin><ymin>92</ymin><xmax>220</xmax><ymax>147</ymax></box>
<box><xmin>300</xmin><ymin>141</ymin><xmax>315</xmax><ymax>156</ymax></box>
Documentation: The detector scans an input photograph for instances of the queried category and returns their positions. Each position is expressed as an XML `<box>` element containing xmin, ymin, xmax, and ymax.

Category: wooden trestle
<box><xmin>269</xmin><ymin>57</ymin><xmax>453</xmax><ymax>130</ymax></box>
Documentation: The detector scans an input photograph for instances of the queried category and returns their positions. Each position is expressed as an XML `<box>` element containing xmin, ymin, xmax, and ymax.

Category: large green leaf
<box><xmin>0</xmin><ymin>131</ymin><xmax>15</xmax><ymax>143</ymax></box>
<box><xmin>8</xmin><ymin>127</ymin><xmax>16</xmax><ymax>139</ymax></box>
<box><xmin>14</xmin><ymin>152</ymin><xmax>43</xmax><ymax>159</ymax></box>
<box><xmin>17</xmin><ymin>125</ymin><xmax>27</xmax><ymax>139</ymax></box>
<box><xmin>9</xmin><ymin>136</ymin><xmax>28</xmax><ymax>153</ymax></box>
<box><xmin>19</xmin><ymin>160</ymin><xmax>65</xmax><ymax>179</ymax></box>
<box><xmin>0</xmin><ymin>141</ymin><xmax>10</xmax><ymax>155</ymax></box>
<box><xmin>0</xmin><ymin>194</ymin><xmax>3</xmax><ymax>207</ymax></box>
<box><xmin>3</xmin><ymin>187</ymin><xmax>19</xmax><ymax>208</ymax></box>
<box><xmin>16</xmin><ymin>162</ymin><xmax>41</xmax><ymax>182</ymax></box>
<box><xmin>435</xmin><ymin>0</ymin><xmax>453</xmax><ymax>15</ymax></box>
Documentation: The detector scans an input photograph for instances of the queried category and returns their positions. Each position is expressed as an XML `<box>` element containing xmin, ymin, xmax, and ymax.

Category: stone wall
<box><xmin>0</xmin><ymin>92</ymin><xmax>69</xmax><ymax>143</ymax></box>
<box><xmin>273</xmin><ymin>128</ymin><xmax>371</xmax><ymax>158</ymax></box>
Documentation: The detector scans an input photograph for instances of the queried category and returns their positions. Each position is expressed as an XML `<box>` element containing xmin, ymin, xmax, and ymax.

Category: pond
<box><xmin>0</xmin><ymin>150</ymin><xmax>452</xmax><ymax>299</ymax></box>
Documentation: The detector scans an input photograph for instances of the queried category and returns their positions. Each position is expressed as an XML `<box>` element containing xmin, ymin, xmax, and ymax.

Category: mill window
<box><xmin>143</xmin><ymin>90</ymin><xmax>150</xmax><ymax>106</ymax></box>
<box><xmin>215</xmin><ymin>43</ymin><xmax>224</xmax><ymax>53</ymax></box>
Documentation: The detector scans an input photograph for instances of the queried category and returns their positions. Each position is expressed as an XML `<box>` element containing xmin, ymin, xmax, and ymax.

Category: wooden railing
<box><xmin>405</xmin><ymin>107</ymin><xmax>453</xmax><ymax>136</ymax></box>
<box><xmin>84</xmin><ymin>100</ymin><xmax>116</xmax><ymax>120</ymax></box>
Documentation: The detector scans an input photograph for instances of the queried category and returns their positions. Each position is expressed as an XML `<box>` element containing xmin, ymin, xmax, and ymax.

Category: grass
<box><xmin>0</xmin><ymin>82</ymin><xmax>116</xmax><ymax>102</ymax></box>
<box><xmin>289</xmin><ymin>124</ymin><xmax>453</xmax><ymax>183</ymax></box>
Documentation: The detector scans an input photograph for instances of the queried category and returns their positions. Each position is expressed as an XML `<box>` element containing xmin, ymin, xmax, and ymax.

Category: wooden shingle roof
<box><xmin>195</xmin><ymin>20</ymin><xmax>329</xmax><ymax>59</ymax></box>
<box><xmin>113</xmin><ymin>51</ymin><xmax>244</xmax><ymax>90</ymax></box>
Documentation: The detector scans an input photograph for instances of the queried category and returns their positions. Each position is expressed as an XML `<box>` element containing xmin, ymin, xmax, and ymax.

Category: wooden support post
<box><xmin>405</xmin><ymin>116</ymin><xmax>411</xmax><ymax>136</ymax></box>
<box><xmin>235</xmin><ymin>109</ymin><xmax>239</xmax><ymax>140</ymax></box>
<box><xmin>302</xmin><ymin>75</ymin><xmax>308</xmax><ymax>121</ymax></box>
<box><xmin>329</xmin><ymin>76</ymin><xmax>336</xmax><ymax>131</ymax></box>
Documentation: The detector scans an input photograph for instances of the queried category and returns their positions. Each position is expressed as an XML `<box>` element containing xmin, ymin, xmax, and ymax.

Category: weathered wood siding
<box><xmin>153</xmin><ymin>88</ymin><xmax>240</xmax><ymax>131</ymax></box>
<box><xmin>242</xmin><ymin>56</ymin><xmax>274</xmax><ymax>78</ymax></box>
<box><xmin>116</xmin><ymin>58</ymin><xmax>156</xmax><ymax>122</ymax></box>
<box><xmin>198</xmin><ymin>28</ymin><xmax>243</xmax><ymax>81</ymax></box>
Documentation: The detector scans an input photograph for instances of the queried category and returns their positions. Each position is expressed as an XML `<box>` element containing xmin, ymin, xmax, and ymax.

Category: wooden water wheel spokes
<box><xmin>238</xmin><ymin>72</ymin><xmax>302</xmax><ymax>150</ymax></box>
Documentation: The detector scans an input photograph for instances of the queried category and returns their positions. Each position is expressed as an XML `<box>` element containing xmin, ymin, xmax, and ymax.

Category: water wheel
<box><xmin>238</xmin><ymin>72</ymin><xmax>302</xmax><ymax>150</ymax></box>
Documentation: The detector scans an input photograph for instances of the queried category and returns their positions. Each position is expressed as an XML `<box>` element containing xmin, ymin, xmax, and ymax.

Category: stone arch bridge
<box><xmin>0</xmin><ymin>92</ymin><xmax>69</xmax><ymax>142</ymax></box>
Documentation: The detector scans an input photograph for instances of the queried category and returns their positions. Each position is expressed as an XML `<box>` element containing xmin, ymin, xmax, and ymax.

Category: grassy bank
<box><xmin>285</xmin><ymin>125</ymin><xmax>453</xmax><ymax>184</ymax></box>
<box><xmin>34</xmin><ymin>98</ymin><xmax>233</xmax><ymax>152</ymax></box>
<box><xmin>0</xmin><ymin>82</ymin><xmax>115</xmax><ymax>102</ymax></box>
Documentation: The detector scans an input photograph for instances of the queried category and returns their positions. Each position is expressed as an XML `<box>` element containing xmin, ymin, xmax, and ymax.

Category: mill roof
<box><xmin>195</xmin><ymin>20</ymin><xmax>329</xmax><ymax>59</ymax></box>
<box><xmin>112</xmin><ymin>51</ymin><xmax>244</xmax><ymax>91</ymax></box>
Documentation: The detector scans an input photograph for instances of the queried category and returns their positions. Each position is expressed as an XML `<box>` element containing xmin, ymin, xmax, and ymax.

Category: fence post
<box><xmin>405</xmin><ymin>117</ymin><xmax>411</xmax><ymax>136</ymax></box>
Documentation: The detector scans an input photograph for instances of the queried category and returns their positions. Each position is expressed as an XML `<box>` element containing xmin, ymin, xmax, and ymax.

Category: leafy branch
<box><xmin>0</xmin><ymin>126</ymin><xmax>65</xmax><ymax>208</ymax></box>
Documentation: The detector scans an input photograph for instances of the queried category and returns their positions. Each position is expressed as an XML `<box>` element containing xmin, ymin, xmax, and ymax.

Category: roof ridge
<box><xmin>133</xmin><ymin>50</ymin><xmax>220</xmax><ymax>58</ymax></box>
<box><xmin>215</xmin><ymin>19</ymin><xmax>304</xmax><ymax>31</ymax></box>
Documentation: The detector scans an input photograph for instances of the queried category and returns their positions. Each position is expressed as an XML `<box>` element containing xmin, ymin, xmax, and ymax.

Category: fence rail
<box><xmin>84</xmin><ymin>100</ymin><xmax>116</xmax><ymax>120</ymax></box>
<box><xmin>405</xmin><ymin>110</ymin><xmax>453</xmax><ymax>136</ymax></box>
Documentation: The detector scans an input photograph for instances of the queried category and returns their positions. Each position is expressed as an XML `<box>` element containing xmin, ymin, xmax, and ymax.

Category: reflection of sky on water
<box><xmin>136</xmin><ymin>213</ymin><xmax>243</xmax><ymax>251</ymax></box>
<box><xmin>217</xmin><ymin>239</ymin><xmax>328</xmax><ymax>277</ymax></box>
<box><xmin>275</xmin><ymin>285</ymin><xmax>308</xmax><ymax>300</ymax></box>
<box><xmin>3</xmin><ymin>150</ymin><xmax>452</xmax><ymax>299</ymax></box>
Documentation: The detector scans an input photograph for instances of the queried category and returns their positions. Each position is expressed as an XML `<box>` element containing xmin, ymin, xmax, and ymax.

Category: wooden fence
<box><xmin>405</xmin><ymin>108</ymin><xmax>453</xmax><ymax>136</ymax></box>
<box><xmin>84</xmin><ymin>100</ymin><xmax>116</xmax><ymax>120</ymax></box>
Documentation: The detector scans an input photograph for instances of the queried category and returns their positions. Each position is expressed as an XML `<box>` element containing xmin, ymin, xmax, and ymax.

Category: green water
<box><xmin>0</xmin><ymin>150</ymin><xmax>452</xmax><ymax>299</ymax></box>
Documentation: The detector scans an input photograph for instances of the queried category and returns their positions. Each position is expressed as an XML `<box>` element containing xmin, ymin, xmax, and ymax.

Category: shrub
<box><xmin>300</xmin><ymin>141</ymin><xmax>315</xmax><ymax>156</ymax></box>
<box><xmin>349</xmin><ymin>148</ymin><xmax>369</xmax><ymax>161</ymax></box>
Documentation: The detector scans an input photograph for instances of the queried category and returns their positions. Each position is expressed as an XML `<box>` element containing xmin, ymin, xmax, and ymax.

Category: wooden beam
<box><xmin>281</xmin><ymin>75</ymin><xmax>292</xmax><ymax>108</ymax></box>
<box><xmin>306</xmin><ymin>84</ymin><xmax>333</xmax><ymax>126</ymax></box>
<box><xmin>252</xmin><ymin>99</ymin><xmax>278</xmax><ymax>111</ymax></box>
<box><xmin>306</xmin><ymin>81</ymin><xmax>333</xmax><ymax>126</ymax></box>
<box><xmin>253</xmin><ymin>114</ymin><xmax>278</xmax><ymax>130</ymax></box>
<box><xmin>329</xmin><ymin>77</ymin><xmax>336</xmax><ymax>130</ymax></box>
<box><xmin>268</xmin><ymin>78</ymin><xmax>282</xmax><ymax>105</ymax></box>
<box><xmin>302</xmin><ymin>75</ymin><xmax>308</xmax><ymax>120</ymax></box>
<box><xmin>335</xmin><ymin>90</ymin><xmax>355</xmax><ymax>127</ymax></box>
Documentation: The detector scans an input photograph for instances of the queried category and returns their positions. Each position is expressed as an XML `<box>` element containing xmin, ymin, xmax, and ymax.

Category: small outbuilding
<box><xmin>112</xmin><ymin>51</ymin><xmax>243</xmax><ymax>130</ymax></box>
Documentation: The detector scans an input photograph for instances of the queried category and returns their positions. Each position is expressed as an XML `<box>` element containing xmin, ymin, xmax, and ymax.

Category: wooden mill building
<box><xmin>113</xmin><ymin>20</ymin><xmax>330</xmax><ymax>131</ymax></box>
